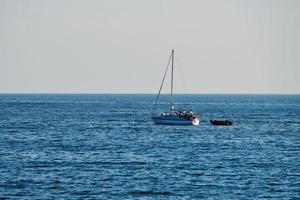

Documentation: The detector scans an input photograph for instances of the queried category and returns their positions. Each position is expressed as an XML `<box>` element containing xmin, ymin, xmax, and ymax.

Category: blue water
<box><xmin>0</xmin><ymin>94</ymin><xmax>299</xmax><ymax>199</ymax></box>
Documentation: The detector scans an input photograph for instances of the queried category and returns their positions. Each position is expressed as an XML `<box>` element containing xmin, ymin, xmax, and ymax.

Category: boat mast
<box><xmin>170</xmin><ymin>49</ymin><xmax>174</xmax><ymax>111</ymax></box>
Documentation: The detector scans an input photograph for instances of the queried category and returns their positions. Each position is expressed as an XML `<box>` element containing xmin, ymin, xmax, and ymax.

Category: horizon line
<box><xmin>0</xmin><ymin>92</ymin><xmax>300</xmax><ymax>95</ymax></box>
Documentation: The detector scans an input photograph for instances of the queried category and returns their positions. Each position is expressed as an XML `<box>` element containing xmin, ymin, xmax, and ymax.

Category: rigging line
<box><xmin>174</xmin><ymin>53</ymin><xmax>190</xmax><ymax>95</ymax></box>
<box><xmin>151</xmin><ymin>53</ymin><xmax>172</xmax><ymax>116</ymax></box>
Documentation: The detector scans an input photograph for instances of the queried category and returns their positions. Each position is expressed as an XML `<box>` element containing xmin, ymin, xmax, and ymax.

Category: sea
<box><xmin>0</xmin><ymin>94</ymin><xmax>299</xmax><ymax>199</ymax></box>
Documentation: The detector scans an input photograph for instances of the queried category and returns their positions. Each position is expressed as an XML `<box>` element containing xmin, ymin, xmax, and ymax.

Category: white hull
<box><xmin>152</xmin><ymin>116</ymin><xmax>199</xmax><ymax>126</ymax></box>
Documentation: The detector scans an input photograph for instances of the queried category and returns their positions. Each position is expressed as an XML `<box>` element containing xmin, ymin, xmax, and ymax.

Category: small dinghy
<box><xmin>210</xmin><ymin>119</ymin><xmax>233</xmax><ymax>126</ymax></box>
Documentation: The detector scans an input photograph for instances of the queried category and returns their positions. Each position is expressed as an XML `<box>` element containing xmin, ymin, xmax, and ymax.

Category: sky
<box><xmin>0</xmin><ymin>0</ymin><xmax>300</xmax><ymax>94</ymax></box>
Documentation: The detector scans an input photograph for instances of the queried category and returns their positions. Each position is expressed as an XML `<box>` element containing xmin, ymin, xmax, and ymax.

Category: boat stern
<box><xmin>192</xmin><ymin>117</ymin><xmax>200</xmax><ymax>126</ymax></box>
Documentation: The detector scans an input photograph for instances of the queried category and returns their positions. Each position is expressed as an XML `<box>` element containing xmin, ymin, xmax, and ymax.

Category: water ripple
<box><xmin>0</xmin><ymin>94</ymin><xmax>299</xmax><ymax>199</ymax></box>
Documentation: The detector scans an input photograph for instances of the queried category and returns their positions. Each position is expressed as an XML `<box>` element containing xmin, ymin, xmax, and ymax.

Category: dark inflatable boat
<box><xmin>210</xmin><ymin>119</ymin><xmax>233</xmax><ymax>126</ymax></box>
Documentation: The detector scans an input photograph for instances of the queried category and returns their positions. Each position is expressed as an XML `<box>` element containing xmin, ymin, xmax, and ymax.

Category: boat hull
<box><xmin>210</xmin><ymin>119</ymin><xmax>233</xmax><ymax>126</ymax></box>
<box><xmin>152</xmin><ymin>116</ymin><xmax>199</xmax><ymax>126</ymax></box>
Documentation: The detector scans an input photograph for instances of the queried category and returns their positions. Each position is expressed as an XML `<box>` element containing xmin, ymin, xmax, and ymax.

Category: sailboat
<box><xmin>151</xmin><ymin>49</ymin><xmax>200</xmax><ymax>126</ymax></box>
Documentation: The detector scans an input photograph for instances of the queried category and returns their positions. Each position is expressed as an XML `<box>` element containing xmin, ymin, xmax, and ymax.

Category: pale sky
<box><xmin>1</xmin><ymin>0</ymin><xmax>300</xmax><ymax>94</ymax></box>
